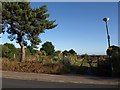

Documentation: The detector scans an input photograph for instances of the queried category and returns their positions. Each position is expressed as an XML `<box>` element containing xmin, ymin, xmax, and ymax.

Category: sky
<box><xmin>0</xmin><ymin>2</ymin><xmax>118</xmax><ymax>55</ymax></box>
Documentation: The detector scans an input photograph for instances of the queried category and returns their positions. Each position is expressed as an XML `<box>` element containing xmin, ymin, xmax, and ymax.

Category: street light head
<box><xmin>103</xmin><ymin>17</ymin><xmax>109</xmax><ymax>22</ymax></box>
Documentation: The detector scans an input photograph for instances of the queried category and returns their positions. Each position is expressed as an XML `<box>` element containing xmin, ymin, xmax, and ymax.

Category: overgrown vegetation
<box><xmin>2</xmin><ymin>59</ymin><xmax>70</xmax><ymax>74</ymax></box>
<box><xmin>1</xmin><ymin>43</ymin><xmax>120</xmax><ymax>77</ymax></box>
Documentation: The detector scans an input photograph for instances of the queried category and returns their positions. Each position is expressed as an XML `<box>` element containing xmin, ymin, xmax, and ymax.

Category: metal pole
<box><xmin>105</xmin><ymin>21</ymin><xmax>113</xmax><ymax>77</ymax></box>
<box><xmin>105</xmin><ymin>21</ymin><xmax>110</xmax><ymax>48</ymax></box>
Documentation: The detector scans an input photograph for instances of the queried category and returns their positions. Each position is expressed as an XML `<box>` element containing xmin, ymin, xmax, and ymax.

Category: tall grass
<box><xmin>2</xmin><ymin>59</ymin><xmax>70</xmax><ymax>74</ymax></box>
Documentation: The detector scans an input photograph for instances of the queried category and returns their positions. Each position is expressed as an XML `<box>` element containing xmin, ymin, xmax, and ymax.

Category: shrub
<box><xmin>105</xmin><ymin>45</ymin><xmax>120</xmax><ymax>77</ymax></box>
<box><xmin>2</xmin><ymin>60</ymin><xmax>71</xmax><ymax>74</ymax></box>
<box><xmin>1</xmin><ymin>43</ymin><xmax>17</xmax><ymax>59</ymax></box>
<box><xmin>77</xmin><ymin>66</ymin><xmax>88</xmax><ymax>74</ymax></box>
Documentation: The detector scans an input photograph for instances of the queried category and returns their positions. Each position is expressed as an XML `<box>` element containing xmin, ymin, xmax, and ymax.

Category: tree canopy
<box><xmin>40</xmin><ymin>41</ymin><xmax>55</xmax><ymax>56</ymax></box>
<box><xmin>1</xmin><ymin>2</ymin><xmax>57</xmax><ymax>62</ymax></box>
<box><xmin>62</xmin><ymin>49</ymin><xmax>77</xmax><ymax>56</ymax></box>
<box><xmin>0</xmin><ymin>43</ymin><xmax>17</xmax><ymax>59</ymax></box>
<box><xmin>69</xmin><ymin>49</ymin><xmax>77</xmax><ymax>55</ymax></box>
<box><xmin>2</xmin><ymin>2</ymin><xmax>57</xmax><ymax>48</ymax></box>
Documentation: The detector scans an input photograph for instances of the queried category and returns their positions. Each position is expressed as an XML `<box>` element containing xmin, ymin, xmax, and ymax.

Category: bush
<box><xmin>110</xmin><ymin>46</ymin><xmax>120</xmax><ymax>77</ymax></box>
<box><xmin>1</xmin><ymin>43</ymin><xmax>17</xmax><ymax>59</ymax></box>
<box><xmin>77</xmin><ymin>66</ymin><xmax>88</xmax><ymax>74</ymax></box>
<box><xmin>2</xmin><ymin>60</ymin><xmax>71</xmax><ymax>74</ymax></box>
<box><xmin>96</xmin><ymin>59</ymin><xmax>112</xmax><ymax>76</ymax></box>
<box><xmin>102</xmin><ymin>45</ymin><xmax>120</xmax><ymax>77</ymax></box>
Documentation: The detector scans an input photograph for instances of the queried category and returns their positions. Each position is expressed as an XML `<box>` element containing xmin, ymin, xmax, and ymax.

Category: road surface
<box><xmin>2</xmin><ymin>78</ymin><xmax>118</xmax><ymax>88</ymax></box>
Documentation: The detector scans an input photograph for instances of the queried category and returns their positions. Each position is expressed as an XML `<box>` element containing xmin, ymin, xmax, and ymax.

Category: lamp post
<box><xmin>103</xmin><ymin>17</ymin><xmax>110</xmax><ymax>48</ymax></box>
<box><xmin>103</xmin><ymin>17</ymin><xmax>113</xmax><ymax>76</ymax></box>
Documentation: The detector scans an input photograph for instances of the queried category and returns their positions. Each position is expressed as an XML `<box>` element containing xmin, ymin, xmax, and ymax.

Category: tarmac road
<box><xmin>2</xmin><ymin>78</ymin><xmax>118</xmax><ymax>88</ymax></box>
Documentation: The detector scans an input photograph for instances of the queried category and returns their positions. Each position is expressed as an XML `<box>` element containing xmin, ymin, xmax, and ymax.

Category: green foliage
<box><xmin>53</xmin><ymin>56</ymin><xmax>59</xmax><ymax>61</ymax></box>
<box><xmin>53</xmin><ymin>50</ymin><xmax>63</xmax><ymax>60</ymax></box>
<box><xmin>1</xmin><ymin>43</ymin><xmax>17</xmax><ymax>59</ymax></box>
<box><xmin>84</xmin><ymin>54</ymin><xmax>90</xmax><ymax>61</ymax></box>
<box><xmin>0</xmin><ymin>2</ymin><xmax>2</xmax><ymax>13</ymax></box>
<box><xmin>62</xmin><ymin>49</ymin><xmax>77</xmax><ymax>56</ymax></box>
<box><xmin>2</xmin><ymin>2</ymin><xmax>57</xmax><ymax>48</ymax></box>
<box><xmin>110</xmin><ymin>45</ymin><xmax>120</xmax><ymax>77</ymax></box>
<box><xmin>1</xmin><ymin>44</ymin><xmax>9</xmax><ymax>57</ymax></box>
<box><xmin>26</xmin><ymin>46</ymin><xmax>37</xmax><ymax>55</ymax></box>
<box><xmin>96</xmin><ymin>45</ymin><xmax>120</xmax><ymax>77</ymax></box>
<box><xmin>77</xmin><ymin>66</ymin><xmax>88</xmax><ymax>74</ymax></box>
<box><xmin>0</xmin><ymin>43</ymin><xmax>21</xmax><ymax>60</ymax></box>
<box><xmin>15</xmin><ymin>48</ymin><xmax>21</xmax><ymax>60</ymax></box>
<box><xmin>69</xmin><ymin>49</ymin><xmax>77</xmax><ymax>55</ymax></box>
<box><xmin>40</xmin><ymin>50</ymin><xmax>47</xmax><ymax>56</ymax></box>
<box><xmin>40</xmin><ymin>41</ymin><xmax>55</xmax><ymax>56</ymax></box>
<box><xmin>62</xmin><ymin>50</ymin><xmax>68</xmax><ymax>56</ymax></box>
<box><xmin>4</xmin><ymin>43</ymin><xmax>16</xmax><ymax>51</ymax></box>
<box><xmin>2</xmin><ymin>2</ymin><xmax>57</xmax><ymax>62</ymax></box>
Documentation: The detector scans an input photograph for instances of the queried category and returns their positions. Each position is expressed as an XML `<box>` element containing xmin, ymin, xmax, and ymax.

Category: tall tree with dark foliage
<box><xmin>1</xmin><ymin>2</ymin><xmax>57</xmax><ymax>62</ymax></box>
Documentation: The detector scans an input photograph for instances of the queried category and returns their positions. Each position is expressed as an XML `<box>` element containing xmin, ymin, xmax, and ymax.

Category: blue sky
<box><xmin>0</xmin><ymin>2</ymin><xmax>118</xmax><ymax>55</ymax></box>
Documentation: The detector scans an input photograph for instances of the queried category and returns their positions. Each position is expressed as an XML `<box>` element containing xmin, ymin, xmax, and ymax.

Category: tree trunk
<box><xmin>19</xmin><ymin>42</ymin><xmax>25</xmax><ymax>62</ymax></box>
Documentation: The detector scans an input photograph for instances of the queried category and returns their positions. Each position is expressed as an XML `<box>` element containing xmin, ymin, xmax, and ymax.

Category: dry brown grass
<box><xmin>2</xmin><ymin>59</ymin><xmax>70</xmax><ymax>74</ymax></box>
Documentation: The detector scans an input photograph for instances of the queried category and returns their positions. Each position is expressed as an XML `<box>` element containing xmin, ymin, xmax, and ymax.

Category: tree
<box><xmin>40</xmin><ymin>41</ymin><xmax>55</xmax><ymax>56</ymax></box>
<box><xmin>1</xmin><ymin>45</ymin><xmax>9</xmax><ymax>58</ymax></box>
<box><xmin>62</xmin><ymin>49</ymin><xmax>77</xmax><ymax>56</ymax></box>
<box><xmin>62</xmin><ymin>50</ymin><xmax>68</xmax><ymax>56</ymax></box>
<box><xmin>1</xmin><ymin>2</ymin><xmax>57</xmax><ymax>62</ymax></box>
<box><xmin>106</xmin><ymin>45</ymin><xmax>120</xmax><ymax>77</ymax></box>
<box><xmin>0</xmin><ymin>2</ymin><xmax>2</xmax><ymax>35</ymax></box>
<box><xmin>69</xmin><ymin>49</ymin><xmax>77</xmax><ymax>55</ymax></box>
<box><xmin>4</xmin><ymin>43</ymin><xmax>16</xmax><ymax>50</ymax></box>
<box><xmin>1</xmin><ymin>43</ymin><xmax>17</xmax><ymax>59</ymax></box>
